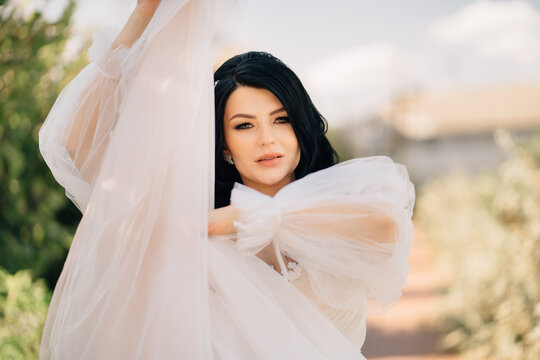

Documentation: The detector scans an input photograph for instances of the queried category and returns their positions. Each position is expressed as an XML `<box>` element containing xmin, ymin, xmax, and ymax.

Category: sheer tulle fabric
<box><xmin>39</xmin><ymin>1</ymin><xmax>217</xmax><ymax>358</ymax></box>
<box><xmin>38</xmin><ymin>1</ymin><xmax>415</xmax><ymax>359</ymax></box>
<box><xmin>229</xmin><ymin>156</ymin><xmax>415</xmax><ymax>347</ymax></box>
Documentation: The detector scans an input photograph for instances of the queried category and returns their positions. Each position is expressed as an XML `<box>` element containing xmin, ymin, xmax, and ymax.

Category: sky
<box><xmin>216</xmin><ymin>0</ymin><xmax>540</xmax><ymax>123</ymax></box>
<box><xmin>18</xmin><ymin>0</ymin><xmax>540</xmax><ymax>125</ymax></box>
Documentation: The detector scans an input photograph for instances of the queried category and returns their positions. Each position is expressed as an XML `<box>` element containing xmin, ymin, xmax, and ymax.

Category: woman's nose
<box><xmin>258</xmin><ymin>123</ymin><xmax>276</xmax><ymax>146</ymax></box>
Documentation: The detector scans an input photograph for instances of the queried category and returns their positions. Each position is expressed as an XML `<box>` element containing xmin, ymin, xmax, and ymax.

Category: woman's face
<box><xmin>223</xmin><ymin>86</ymin><xmax>301</xmax><ymax>197</ymax></box>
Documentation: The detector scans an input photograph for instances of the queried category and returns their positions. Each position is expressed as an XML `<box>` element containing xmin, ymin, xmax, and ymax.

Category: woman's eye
<box><xmin>275</xmin><ymin>116</ymin><xmax>290</xmax><ymax>124</ymax></box>
<box><xmin>234</xmin><ymin>122</ymin><xmax>253</xmax><ymax>130</ymax></box>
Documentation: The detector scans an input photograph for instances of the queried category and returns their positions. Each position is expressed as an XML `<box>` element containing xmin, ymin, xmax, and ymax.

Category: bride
<box><xmin>38</xmin><ymin>0</ymin><xmax>415</xmax><ymax>359</ymax></box>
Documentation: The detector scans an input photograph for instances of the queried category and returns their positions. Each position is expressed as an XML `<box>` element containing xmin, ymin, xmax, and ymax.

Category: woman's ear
<box><xmin>222</xmin><ymin>144</ymin><xmax>234</xmax><ymax>165</ymax></box>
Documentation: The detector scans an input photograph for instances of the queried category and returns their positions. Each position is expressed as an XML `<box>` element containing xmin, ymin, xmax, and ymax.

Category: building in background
<box><xmin>340</xmin><ymin>83</ymin><xmax>540</xmax><ymax>184</ymax></box>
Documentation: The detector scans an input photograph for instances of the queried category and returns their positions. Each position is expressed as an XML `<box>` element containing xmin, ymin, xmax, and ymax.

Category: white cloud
<box><xmin>301</xmin><ymin>43</ymin><xmax>423</xmax><ymax>125</ymax></box>
<box><xmin>427</xmin><ymin>0</ymin><xmax>540</xmax><ymax>64</ymax></box>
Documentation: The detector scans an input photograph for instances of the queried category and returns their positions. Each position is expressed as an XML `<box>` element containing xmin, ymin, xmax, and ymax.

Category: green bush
<box><xmin>0</xmin><ymin>0</ymin><xmax>86</xmax><ymax>288</ymax></box>
<box><xmin>417</xmin><ymin>131</ymin><xmax>540</xmax><ymax>359</ymax></box>
<box><xmin>0</xmin><ymin>267</ymin><xmax>51</xmax><ymax>359</ymax></box>
<box><xmin>0</xmin><ymin>1</ymin><xmax>90</xmax><ymax>356</ymax></box>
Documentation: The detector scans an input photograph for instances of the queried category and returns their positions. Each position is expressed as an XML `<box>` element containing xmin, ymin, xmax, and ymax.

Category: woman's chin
<box><xmin>245</xmin><ymin>172</ymin><xmax>294</xmax><ymax>194</ymax></box>
<box><xmin>261</xmin><ymin>180</ymin><xmax>288</xmax><ymax>190</ymax></box>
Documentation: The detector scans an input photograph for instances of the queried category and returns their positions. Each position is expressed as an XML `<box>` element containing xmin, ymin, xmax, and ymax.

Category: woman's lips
<box><xmin>255</xmin><ymin>153</ymin><xmax>284</xmax><ymax>166</ymax></box>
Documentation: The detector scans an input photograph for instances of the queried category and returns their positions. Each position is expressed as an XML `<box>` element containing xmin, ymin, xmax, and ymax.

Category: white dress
<box><xmin>38</xmin><ymin>0</ymin><xmax>415</xmax><ymax>359</ymax></box>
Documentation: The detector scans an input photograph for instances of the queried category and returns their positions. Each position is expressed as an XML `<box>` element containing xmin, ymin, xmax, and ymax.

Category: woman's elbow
<box><xmin>371</xmin><ymin>215</ymin><xmax>397</xmax><ymax>243</ymax></box>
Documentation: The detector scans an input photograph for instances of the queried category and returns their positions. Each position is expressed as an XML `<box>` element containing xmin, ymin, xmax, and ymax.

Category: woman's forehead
<box><xmin>225</xmin><ymin>87</ymin><xmax>284</xmax><ymax>119</ymax></box>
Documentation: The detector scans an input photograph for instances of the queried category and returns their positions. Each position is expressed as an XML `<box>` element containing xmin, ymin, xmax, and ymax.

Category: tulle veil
<box><xmin>39</xmin><ymin>0</ymin><xmax>231</xmax><ymax>357</ymax></box>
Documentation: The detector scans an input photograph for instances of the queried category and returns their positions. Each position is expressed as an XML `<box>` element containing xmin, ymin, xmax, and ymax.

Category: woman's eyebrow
<box><xmin>229</xmin><ymin>107</ymin><xmax>286</xmax><ymax>122</ymax></box>
<box><xmin>269</xmin><ymin>107</ymin><xmax>286</xmax><ymax>115</ymax></box>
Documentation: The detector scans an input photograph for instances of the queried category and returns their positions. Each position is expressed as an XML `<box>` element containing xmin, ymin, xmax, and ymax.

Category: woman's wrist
<box><xmin>208</xmin><ymin>205</ymin><xmax>239</xmax><ymax>236</ymax></box>
<box><xmin>111</xmin><ymin>9</ymin><xmax>153</xmax><ymax>49</ymax></box>
<box><xmin>134</xmin><ymin>3</ymin><xmax>159</xmax><ymax>20</ymax></box>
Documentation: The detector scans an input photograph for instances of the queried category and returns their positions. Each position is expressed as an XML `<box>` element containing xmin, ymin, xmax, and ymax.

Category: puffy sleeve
<box><xmin>231</xmin><ymin>156</ymin><xmax>415</xmax><ymax>330</ymax></box>
<box><xmin>38</xmin><ymin>26</ymin><xmax>128</xmax><ymax>213</ymax></box>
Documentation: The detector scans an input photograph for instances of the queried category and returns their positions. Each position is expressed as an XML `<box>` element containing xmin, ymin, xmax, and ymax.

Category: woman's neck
<box><xmin>241</xmin><ymin>173</ymin><xmax>295</xmax><ymax>197</ymax></box>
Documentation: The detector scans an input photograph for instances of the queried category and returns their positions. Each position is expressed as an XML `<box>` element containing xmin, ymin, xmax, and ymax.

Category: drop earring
<box><xmin>223</xmin><ymin>153</ymin><xmax>234</xmax><ymax>165</ymax></box>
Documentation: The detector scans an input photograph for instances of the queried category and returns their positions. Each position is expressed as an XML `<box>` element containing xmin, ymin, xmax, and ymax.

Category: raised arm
<box><xmin>112</xmin><ymin>1</ymin><xmax>161</xmax><ymax>49</ymax></box>
<box><xmin>39</xmin><ymin>1</ymin><xmax>161</xmax><ymax>212</ymax></box>
<box><xmin>65</xmin><ymin>2</ymin><xmax>160</xmax><ymax>178</ymax></box>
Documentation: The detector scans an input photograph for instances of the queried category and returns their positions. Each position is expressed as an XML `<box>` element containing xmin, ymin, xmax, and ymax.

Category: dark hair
<box><xmin>214</xmin><ymin>51</ymin><xmax>338</xmax><ymax>208</ymax></box>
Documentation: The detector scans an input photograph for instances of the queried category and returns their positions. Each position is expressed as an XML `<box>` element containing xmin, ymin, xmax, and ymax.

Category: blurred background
<box><xmin>1</xmin><ymin>0</ymin><xmax>539</xmax><ymax>358</ymax></box>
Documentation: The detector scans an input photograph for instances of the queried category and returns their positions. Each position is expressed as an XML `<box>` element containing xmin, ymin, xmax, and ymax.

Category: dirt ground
<box><xmin>361</xmin><ymin>225</ymin><xmax>459</xmax><ymax>360</ymax></box>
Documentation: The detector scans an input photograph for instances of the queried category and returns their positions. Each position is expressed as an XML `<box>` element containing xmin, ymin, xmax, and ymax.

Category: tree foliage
<box><xmin>0</xmin><ymin>267</ymin><xmax>51</xmax><ymax>359</ymax></box>
<box><xmin>417</xmin><ymin>131</ymin><xmax>540</xmax><ymax>359</ymax></box>
<box><xmin>0</xmin><ymin>0</ymin><xmax>86</xmax><ymax>288</ymax></box>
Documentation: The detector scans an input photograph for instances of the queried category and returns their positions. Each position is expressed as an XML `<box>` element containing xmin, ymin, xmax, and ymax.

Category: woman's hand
<box><xmin>208</xmin><ymin>205</ymin><xmax>239</xmax><ymax>236</ymax></box>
